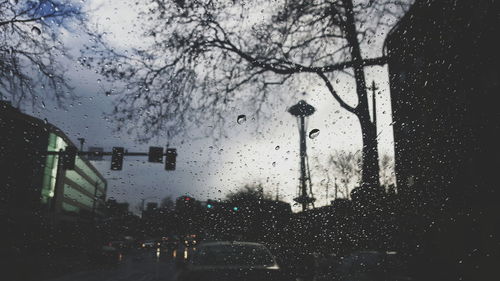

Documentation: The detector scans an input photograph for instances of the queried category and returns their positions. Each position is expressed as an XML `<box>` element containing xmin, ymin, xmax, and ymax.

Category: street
<box><xmin>47</xmin><ymin>249</ymin><xmax>177</xmax><ymax>281</ymax></box>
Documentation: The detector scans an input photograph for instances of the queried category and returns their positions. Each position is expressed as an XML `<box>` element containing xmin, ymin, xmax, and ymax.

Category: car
<box><xmin>108</xmin><ymin>240</ymin><xmax>125</xmax><ymax>250</ymax></box>
<box><xmin>87</xmin><ymin>243</ymin><xmax>122</xmax><ymax>266</ymax></box>
<box><xmin>175</xmin><ymin>241</ymin><xmax>288</xmax><ymax>281</ymax></box>
<box><xmin>182</xmin><ymin>234</ymin><xmax>199</xmax><ymax>247</ymax></box>
<box><xmin>161</xmin><ymin>235</ymin><xmax>180</xmax><ymax>250</ymax></box>
<box><xmin>141</xmin><ymin>239</ymin><xmax>160</xmax><ymax>248</ymax></box>
<box><xmin>331</xmin><ymin>251</ymin><xmax>413</xmax><ymax>281</ymax></box>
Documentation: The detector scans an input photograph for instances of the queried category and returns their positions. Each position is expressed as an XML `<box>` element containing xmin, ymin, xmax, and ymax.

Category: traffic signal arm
<box><xmin>45</xmin><ymin>147</ymin><xmax>177</xmax><ymax>171</ymax></box>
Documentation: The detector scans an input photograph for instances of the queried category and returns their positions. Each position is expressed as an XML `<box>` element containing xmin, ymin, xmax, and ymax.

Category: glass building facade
<box><xmin>41</xmin><ymin>133</ymin><xmax>107</xmax><ymax>217</ymax></box>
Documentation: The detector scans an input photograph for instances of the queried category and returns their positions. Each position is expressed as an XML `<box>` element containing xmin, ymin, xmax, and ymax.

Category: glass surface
<box><xmin>1</xmin><ymin>1</ymin><xmax>496</xmax><ymax>281</ymax></box>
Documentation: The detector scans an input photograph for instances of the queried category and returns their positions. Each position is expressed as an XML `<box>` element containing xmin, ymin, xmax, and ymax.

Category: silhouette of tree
<box><xmin>0</xmin><ymin>0</ymin><xmax>85</xmax><ymax>108</ymax></box>
<box><xmin>379</xmin><ymin>153</ymin><xmax>395</xmax><ymax>189</ymax></box>
<box><xmin>329</xmin><ymin>150</ymin><xmax>362</xmax><ymax>199</ymax></box>
<box><xmin>88</xmin><ymin>0</ymin><xmax>411</xmax><ymax>185</ymax></box>
<box><xmin>226</xmin><ymin>183</ymin><xmax>272</xmax><ymax>203</ymax></box>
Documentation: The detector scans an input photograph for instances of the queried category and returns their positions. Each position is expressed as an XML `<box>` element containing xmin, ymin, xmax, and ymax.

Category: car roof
<box><xmin>199</xmin><ymin>241</ymin><xmax>266</xmax><ymax>248</ymax></box>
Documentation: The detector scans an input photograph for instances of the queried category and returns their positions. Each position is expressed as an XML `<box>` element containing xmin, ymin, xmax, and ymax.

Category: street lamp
<box><xmin>288</xmin><ymin>100</ymin><xmax>316</xmax><ymax>211</ymax></box>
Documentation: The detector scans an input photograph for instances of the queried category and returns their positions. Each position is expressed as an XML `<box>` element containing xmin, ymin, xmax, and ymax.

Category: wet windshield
<box><xmin>1</xmin><ymin>1</ymin><xmax>497</xmax><ymax>281</ymax></box>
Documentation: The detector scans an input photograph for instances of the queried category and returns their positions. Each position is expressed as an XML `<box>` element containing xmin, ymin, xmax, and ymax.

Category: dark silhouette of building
<box><xmin>1</xmin><ymin>101</ymin><xmax>109</xmax><ymax>280</ymax></box>
<box><xmin>0</xmin><ymin>101</ymin><xmax>107</xmax><ymax>221</ymax></box>
<box><xmin>386</xmin><ymin>0</ymin><xmax>499</xmax><ymax>280</ymax></box>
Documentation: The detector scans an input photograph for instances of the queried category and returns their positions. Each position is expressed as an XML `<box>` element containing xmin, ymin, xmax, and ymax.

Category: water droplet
<box><xmin>31</xmin><ymin>26</ymin><xmax>41</xmax><ymax>35</ymax></box>
<box><xmin>237</xmin><ymin>114</ymin><xmax>246</xmax><ymax>124</ymax></box>
<box><xmin>309</xmin><ymin>129</ymin><xmax>320</xmax><ymax>139</ymax></box>
<box><xmin>275</xmin><ymin>146</ymin><xmax>280</xmax><ymax>150</ymax></box>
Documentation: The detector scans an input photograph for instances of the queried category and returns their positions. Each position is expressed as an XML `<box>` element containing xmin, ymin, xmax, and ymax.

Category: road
<box><xmin>46</xmin><ymin>249</ymin><xmax>178</xmax><ymax>281</ymax></box>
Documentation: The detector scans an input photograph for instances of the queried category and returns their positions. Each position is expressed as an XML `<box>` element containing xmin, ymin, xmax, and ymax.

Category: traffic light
<box><xmin>111</xmin><ymin>147</ymin><xmax>124</xmax><ymax>170</ymax></box>
<box><xmin>165</xmin><ymin>148</ymin><xmax>177</xmax><ymax>170</ymax></box>
<box><xmin>148</xmin><ymin>146</ymin><xmax>163</xmax><ymax>163</ymax></box>
<box><xmin>63</xmin><ymin>146</ymin><xmax>77</xmax><ymax>170</ymax></box>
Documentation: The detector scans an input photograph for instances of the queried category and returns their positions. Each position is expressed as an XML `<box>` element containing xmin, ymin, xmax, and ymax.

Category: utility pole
<box><xmin>334</xmin><ymin>177</ymin><xmax>338</xmax><ymax>200</ymax></box>
<box><xmin>368</xmin><ymin>80</ymin><xmax>379</xmax><ymax>131</ymax></box>
<box><xmin>325</xmin><ymin>177</ymin><xmax>329</xmax><ymax>205</ymax></box>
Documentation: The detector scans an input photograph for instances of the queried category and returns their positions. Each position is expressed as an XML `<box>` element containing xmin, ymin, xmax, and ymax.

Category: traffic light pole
<box><xmin>45</xmin><ymin>147</ymin><xmax>177</xmax><ymax>171</ymax></box>
<box><xmin>45</xmin><ymin>151</ymin><xmax>156</xmax><ymax>157</ymax></box>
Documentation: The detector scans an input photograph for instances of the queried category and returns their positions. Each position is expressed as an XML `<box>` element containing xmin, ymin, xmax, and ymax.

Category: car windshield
<box><xmin>191</xmin><ymin>244</ymin><xmax>275</xmax><ymax>267</ymax></box>
<box><xmin>2</xmin><ymin>1</ymin><xmax>496</xmax><ymax>281</ymax></box>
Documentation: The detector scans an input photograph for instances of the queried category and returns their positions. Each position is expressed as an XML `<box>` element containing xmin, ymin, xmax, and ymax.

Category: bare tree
<box><xmin>329</xmin><ymin>150</ymin><xmax>362</xmax><ymax>199</ymax></box>
<box><xmin>226</xmin><ymin>183</ymin><xmax>272</xmax><ymax>203</ymax></box>
<box><xmin>88</xmin><ymin>0</ymin><xmax>411</xmax><ymax>186</ymax></box>
<box><xmin>379</xmin><ymin>153</ymin><xmax>395</xmax><ymax>189</ymax></box>
<box><xmin>0</xmin><ymin>0</ymin><xmax>85</xmax><ymax>108</ymax></box>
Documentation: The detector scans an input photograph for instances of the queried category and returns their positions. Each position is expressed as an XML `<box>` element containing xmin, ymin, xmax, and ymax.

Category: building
<box><xmin>386</xmin><ymin>0</ymin><xmax>498</xmax><ymax>198</ymax></box>
<box><xmin>0</xmin><ymin>101</ymin><xmax>107</xmax><ymax>221</ymax></box>
<box><xmin>385</xmin><ymin>0</ymin><xmax>498</xmax><ymax>279</ymax></box>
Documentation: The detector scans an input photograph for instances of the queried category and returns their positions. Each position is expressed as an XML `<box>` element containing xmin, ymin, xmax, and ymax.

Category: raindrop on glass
<box><xmin>237</xmin><ymin>114</ymin><xmax>246</xmax><ymax>124</ymax></box>
<box><xmin>309</xmin><ymin>129</ymin><xmax>320</xmax><ymax>139</ymax></box>
<box><xmin>31</xmin><ymin>26</ymin><xmax>41</xmax><ymax>36</ymax></box>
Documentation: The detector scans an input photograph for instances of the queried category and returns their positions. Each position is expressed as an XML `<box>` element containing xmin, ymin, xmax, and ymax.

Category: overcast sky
<box><xmin>26</xmin><ymin>0</ymin><xmax>401</xmax><ymax>213</ymax></box>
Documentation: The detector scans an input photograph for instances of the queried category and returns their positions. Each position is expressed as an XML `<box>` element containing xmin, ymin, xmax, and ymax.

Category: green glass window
<box><xmin>40</xmin><ymin>133</ymin><xmax>67</xmax><ymax>205</ymax></box>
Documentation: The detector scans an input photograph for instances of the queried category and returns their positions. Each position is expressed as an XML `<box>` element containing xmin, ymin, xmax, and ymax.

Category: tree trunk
<box><xmin>343</xmin><ymin>0</ymin><xmax>381</xmax><ymax>188</ymax></box>
<box><xmin>358</xmin><ymin>111</ymin><xmax>381</xmax><ymax>188</ymax></box>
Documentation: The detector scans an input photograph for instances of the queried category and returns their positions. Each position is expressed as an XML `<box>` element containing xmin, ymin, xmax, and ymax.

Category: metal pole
<box><xmin>334</xmin><ymin>177</ymin><xmax>338</xmax><ymax>200</ymax></box>
<box><xmin>370</xmin><ymin>80</ymin><xmax>378</xmax><ymax>131</ymax></box>
<box><xmin>92</xmin><ymin>181</ymin><xmax>99</xmax><ymax>221</ymax></box>
<box><xmin>77</xmin><ymin>138</ymin><xmax>85</xmax><ymax>151</ymax></box>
